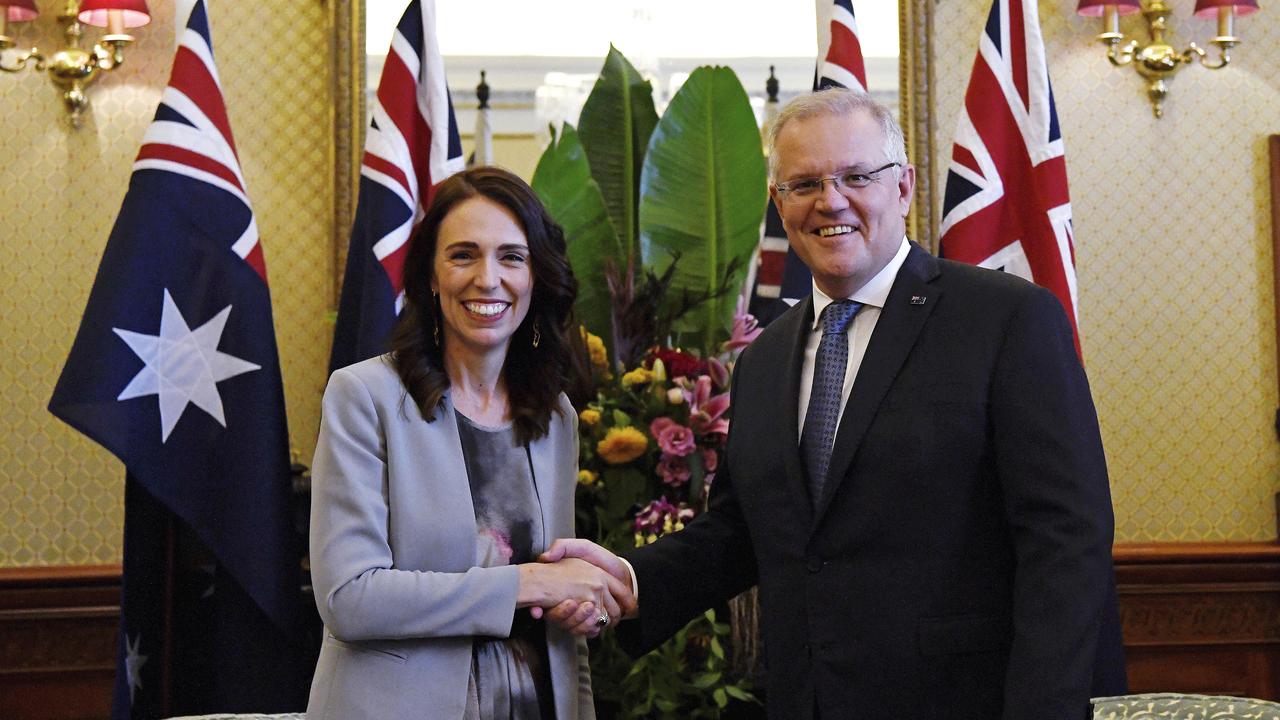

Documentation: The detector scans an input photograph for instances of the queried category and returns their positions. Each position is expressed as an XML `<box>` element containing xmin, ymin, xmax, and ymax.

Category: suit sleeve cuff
<box><xmin>618</xmin><ymin>556</ymin><xmax>640</xmax><ymax>616</ymax></box>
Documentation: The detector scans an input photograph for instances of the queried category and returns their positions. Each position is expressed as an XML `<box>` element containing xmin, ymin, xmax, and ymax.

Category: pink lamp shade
<box><xmin>1193</xmin><ymin>0</ymin><xmax>1260</xmax><ymax>17</ymax></box>
<box><xmin>1</xmin><ymin>0</ymin><xmax>39</xmax><ymax>23</ymax></box>
<box><xmin>78</xmin><ymin>0</ymin><xmax>152</xmax><ymax>29</ymax></box>
<box><xmin>1076</xmin><ymin>0</ymin><xmax>1142</xmax><ymax>16</ymax></box>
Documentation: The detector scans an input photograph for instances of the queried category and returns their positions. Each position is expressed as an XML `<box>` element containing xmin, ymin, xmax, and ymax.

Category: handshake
<box><xmin>516</xmin><ymin>539</ymin><xmax>637</xmax><ymax>639</ymax></box>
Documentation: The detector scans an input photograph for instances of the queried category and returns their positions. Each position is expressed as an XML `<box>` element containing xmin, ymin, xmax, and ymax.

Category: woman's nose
<box><xmin>472</xmin><ymin>259</ymin><xmax>500</xmax><ymax>288</ymax></box>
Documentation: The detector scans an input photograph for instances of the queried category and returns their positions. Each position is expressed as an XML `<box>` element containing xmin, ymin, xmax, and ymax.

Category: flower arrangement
<box><xmin>530</xmin><ymin>44</ymin><xmax>768</xmax><ymax>717</ymax></box>
<box><xmin>573</xmin><ymin>307</ymin><xmax>761</xmax><ymax>718</ymax></box>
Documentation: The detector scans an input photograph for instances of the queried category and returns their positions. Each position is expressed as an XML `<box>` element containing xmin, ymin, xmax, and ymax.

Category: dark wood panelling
<box><xmin>0</xmin><ymin>565</ymin><xmax>121</xmax><ymax>720</ymax></box>
<box><xmin>5</xmin><ymin>545</ymin><xmax>1280</xmax><ymax>715</ymax></box>
<box><xmin>1115</xmin><ymin>542</ymin><xmax>1280</xmax><ymax>700</ymax></box>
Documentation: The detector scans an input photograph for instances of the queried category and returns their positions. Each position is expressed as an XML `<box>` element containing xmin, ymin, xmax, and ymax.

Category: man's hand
<box><xmin>532</xmin><ymin>539</ymin><xmax>637</xmax><ymax>635</ymax></box>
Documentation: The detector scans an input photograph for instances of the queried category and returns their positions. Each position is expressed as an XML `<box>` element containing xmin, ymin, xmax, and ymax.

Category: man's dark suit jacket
<box><xmin>623</xmin><ymin>244</ymin><xmax>1125</xmax><ymax>719</ymax></box>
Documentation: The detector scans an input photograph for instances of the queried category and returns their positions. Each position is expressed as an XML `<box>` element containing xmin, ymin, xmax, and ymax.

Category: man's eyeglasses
<box><xmin>774</xmin><ymin>162</ymin><xmax>900</xmax><ymax>203</ymax></box>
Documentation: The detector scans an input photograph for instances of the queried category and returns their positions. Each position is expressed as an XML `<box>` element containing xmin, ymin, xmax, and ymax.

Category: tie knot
<box><xmin>820</xmin><ymin>300</ymin><xmax>860</xmax><ymax>335</ymax></box>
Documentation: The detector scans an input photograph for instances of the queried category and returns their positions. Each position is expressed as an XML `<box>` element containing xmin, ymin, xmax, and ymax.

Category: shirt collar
<box><xmin>811</xmin><ymin>236</ymin><xmax>911</xmax><ymax>330</ymax></box>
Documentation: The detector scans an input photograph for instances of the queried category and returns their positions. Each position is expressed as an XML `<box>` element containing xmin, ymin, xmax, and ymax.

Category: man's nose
<box><xmin>813</xmin><ymin>180</ymin><xmax>850</xmax><ymax>212</ymax></box>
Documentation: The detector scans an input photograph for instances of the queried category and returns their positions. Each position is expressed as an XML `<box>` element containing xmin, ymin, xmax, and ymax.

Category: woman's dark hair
<box><xmin>388</xmin><ymin>166</ymin><xmax>579</xmax><ymax>444</ymax></box>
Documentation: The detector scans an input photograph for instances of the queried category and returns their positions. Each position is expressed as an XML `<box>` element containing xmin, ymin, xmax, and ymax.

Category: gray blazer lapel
<box><xmin>420</xmin><ymin>391</ymin><xmax>482</xmax><ymax>571</ymax></box>
<box><xmin>813</xmin><ymin>245</ymin><xmax>941</xmax><ymax>525</ymax></box>
<box><xmin>527</xmin><ymin>417</ymin><xmax>566</xmax><ymax>552</ymax></box>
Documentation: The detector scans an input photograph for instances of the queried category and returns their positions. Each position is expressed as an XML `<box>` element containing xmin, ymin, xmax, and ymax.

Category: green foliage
<box><xmin>578</xmin><ymin>45</ymin><xmax>659</xmax><ymax>269</ymax></box>
<box><xmin>531</xmin><ymin>124</ymin><xmax>618</xmax><ymax>357</ymax></box>
<box><xmin>639</xmin><ymin>66</ymin><xmax>768</xmax><ymax>352</ymax></box>
<box><xmin>589</xmin><ymin>610</ymin><xmax>757</xmax><ymax>719</ymax></box>
<box><xmin>573</xmin><ymin>347</ymin><xmax>757</xmax><ymax>718</ymax></box>
<box><xmin>533</xmin><ymin>48</ymin><xmax>766</xmax><ymax>362</ymax></box>
<box><xmin>540</xmin><ymin>48</ymin><xmax>767</xmax><ymax>715</ymax></box>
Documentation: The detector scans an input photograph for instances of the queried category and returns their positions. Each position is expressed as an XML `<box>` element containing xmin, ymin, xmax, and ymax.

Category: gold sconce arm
<box><xmin>0</xmin><ymin>43</ymin><xmax>46</xmax><ymax>72</ymax></box>
<box><xmin>1102</xmin><ymin>37</ymin><xmax>1139</xmax><ymax>67</ymax></box>
<box><xmin>0</xmin><ymin>0</ymin><xmax>148</xmax><ymax>128</ymax></box>
<box><xmin>1083</xmin><ymin>0</ymin><xmax>1255</xmax><ymax>118</ymax></box>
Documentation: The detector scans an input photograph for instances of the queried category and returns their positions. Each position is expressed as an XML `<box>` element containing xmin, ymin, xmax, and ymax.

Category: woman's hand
<box><xmin>516</xmin><ymin>558</ymin><xmax>633</xmax><ymax>637</ymax></box>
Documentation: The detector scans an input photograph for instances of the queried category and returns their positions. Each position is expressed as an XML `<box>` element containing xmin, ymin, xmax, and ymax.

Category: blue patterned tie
<box><xmin>801</xmin><ymin>299</ymin><xmax>861</xmax><ymax>506</ymax></box>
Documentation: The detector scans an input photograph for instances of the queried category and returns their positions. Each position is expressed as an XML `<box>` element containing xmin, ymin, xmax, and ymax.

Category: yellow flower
<box><xmin>666</xmin><ymin>388</ymin><xmax>684</xmax><ymax>405</ymax></box>
<box><xmin>621</xmin><ymin>367</ymin><xmax>654</xmax><ymax>388</ymax></box>
<box><xmin>581</xmin><ymin>327</ymin><xmax>609</xmax><ymax>370</ymax></box>
<box><xmin>650</xmin><ymin>358</ymin><xmax>668</xmax><ymax>382</ymax></box>
<box><xmin>596</xmin><ymin>426</ymin><xmax>648</xmax><ymax>464</ymax></box>
<box><xmin>579</xmin><ymin>408</ymin><xmax>601</xmax><ymax>427</ymax></box>
<box><xmin>577</xmin><ymin>469</ymin><xmax>599</xmax><ymax>486</ymax></box>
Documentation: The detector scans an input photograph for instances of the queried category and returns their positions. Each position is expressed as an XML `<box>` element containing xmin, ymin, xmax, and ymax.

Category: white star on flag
<box><xmin>114</xmin><ymin>289</ymin><xmax>261</xmax><ymax>442</ymax></box>
<box><xmin>125</xmin><ymin>632</ymin><xmax>147</xmax><ymax>704</ymax></box>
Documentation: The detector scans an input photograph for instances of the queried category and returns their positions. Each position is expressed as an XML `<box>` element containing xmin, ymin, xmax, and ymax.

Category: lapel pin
<box><xmin>910</xmin><ymin>295</ymin><xmax>927</xmax><ymax>305</ymax></box>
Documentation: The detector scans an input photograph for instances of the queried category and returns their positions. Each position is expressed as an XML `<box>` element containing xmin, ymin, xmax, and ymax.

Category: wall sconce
<box><xmin>0</xmin><ymin>0</ymin><xmax>150</xmax><ymax>128</ymax></box>
<box><xmin>1077</xmin><ymin>0</ymin><xmax>1260</xmax><ymax>118</ymax></box>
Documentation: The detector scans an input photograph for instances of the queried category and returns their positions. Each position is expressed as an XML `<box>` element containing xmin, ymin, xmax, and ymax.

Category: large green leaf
<box><xmin>531</xmin><ymin>124</ymin><xmax>619</xmax><ymax>357</ymax></box>
<box><xmin>638</xmin><ymin>66</ymin><xmax>768</xmax><ymax>353</ymax></box>
<box><xmin>578</xmin><ymin>45</ymin><xmax>658</xmax><ymax>269</ymax></box>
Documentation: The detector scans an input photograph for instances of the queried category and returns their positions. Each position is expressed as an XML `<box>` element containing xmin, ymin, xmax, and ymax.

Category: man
<box><xmin>544</xmin><ymin>89</ymin><xmax>1124</xmax><ymax>719</ymax></box>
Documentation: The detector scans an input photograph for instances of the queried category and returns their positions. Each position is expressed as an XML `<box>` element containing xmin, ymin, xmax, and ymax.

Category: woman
<box><xmin>306</xmin><ymin>167</ymin><xmax>627</xmax><ymax>720</ymax></box>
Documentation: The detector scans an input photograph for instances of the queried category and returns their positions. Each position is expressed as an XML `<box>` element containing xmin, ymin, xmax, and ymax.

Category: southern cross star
<box><xmin>125</xmin><ymin>632</ymin><xmax>147</xmax><ymax>704</ymax></box>
<box><xmin>114</xmin><ymin>289</ymin><xmax>260</xmax><ymax>442</ymax></box>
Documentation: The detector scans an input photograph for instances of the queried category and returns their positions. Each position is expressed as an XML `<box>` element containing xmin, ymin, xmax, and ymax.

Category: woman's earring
<box><xmin>532</xmin><ymin>317</ymin><xmax>542</xmax><ymax>349</ymax></box>
<box><xmin>432</xmin><ymin>293</ymin><xmax>441</xmax><ymax>348</ymax></box>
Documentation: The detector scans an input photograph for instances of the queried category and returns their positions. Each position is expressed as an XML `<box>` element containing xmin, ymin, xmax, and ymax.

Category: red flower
<box><xmin>648</xmin><ymin>347</ymin><xmax>706</xmax><ymax>380</ymax></box>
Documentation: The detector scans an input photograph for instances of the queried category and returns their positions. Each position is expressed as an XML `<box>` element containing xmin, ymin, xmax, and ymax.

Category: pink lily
<box><xmin>722</xmin><ymin>295</ymin><xmax>762</xmax><ymax>352</ymax></box>
<box><xmin>685</xmin><ymin>374</ymin><xmax>730</xmax><ymax>436</ymax></box>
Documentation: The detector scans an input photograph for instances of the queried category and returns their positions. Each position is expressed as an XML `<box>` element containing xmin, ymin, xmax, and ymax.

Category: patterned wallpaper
<box><xmin>932</xmin><ymin>0</ymin><xmax>1280</xmax><ymax>541</ymax></box>
<box><xmin>0</xmin><ymin>0</ymin><xmax>333</xmax><ymax>566</ymax></box>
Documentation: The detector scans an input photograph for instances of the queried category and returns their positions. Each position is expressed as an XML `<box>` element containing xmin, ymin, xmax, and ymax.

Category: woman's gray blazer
<box><xmin>305</xmin><ymin>356</ymin><xmax>593</xmax><ymax>719</ymax></box>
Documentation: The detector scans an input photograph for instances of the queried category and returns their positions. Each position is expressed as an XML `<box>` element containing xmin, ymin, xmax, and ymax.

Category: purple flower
<box><xmin>657</xmin><ymin>454</ymin><xmax>691</xmax><ymax>487</ymax></box>
<box><xmin>702</xmin><ymin>449</ymin><xmax>718</xmax><ymax>472</ymax></box>
<box><xmin>654</xmin><ymin>421</ymin><xmax>696</xmax><ymax>457</ymax></box>
<box><xmin>722</xmin><ymin>296</ymin><xmax>763</xmax><ymax>352</ymax></box>
<box><xmin>634</xmin><ymin>496</ymin><xmax>696</xmax><ymax>537</ymax></box>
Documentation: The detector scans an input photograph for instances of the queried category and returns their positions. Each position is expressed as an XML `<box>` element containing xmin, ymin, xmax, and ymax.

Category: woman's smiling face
<box><xmin>431</xmin><ymin>195</ymin><xmax>534</xmax><ymax>361</ymax></box>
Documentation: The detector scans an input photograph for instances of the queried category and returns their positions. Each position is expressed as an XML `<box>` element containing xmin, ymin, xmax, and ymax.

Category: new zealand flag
<box><xmin>329</xmin><ymin>0</ymin><xmax>464</xmax><ymax>372</ymax></box>
<box><xmin>750</xmin><ymin>0</ymin><xmax>870</xmax><ymax>325</ymax></box>
<box><xmin>48</xmin><ymin>1</ymin><xmax>311</xmax><ymax>716</ymax></box>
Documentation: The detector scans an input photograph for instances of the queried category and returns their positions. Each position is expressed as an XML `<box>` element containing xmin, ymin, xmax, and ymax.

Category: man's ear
<box><xmin>897</xmin><ymin>163</ymin><xmax>916</xmax><ymax>217</ymax></box>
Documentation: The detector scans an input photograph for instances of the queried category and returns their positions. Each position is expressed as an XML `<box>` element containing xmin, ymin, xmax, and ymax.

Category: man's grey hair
<box><xmin>765</xmin><ymin>88</ymin><xmax>908</xmax><ymax>181</ymax></box>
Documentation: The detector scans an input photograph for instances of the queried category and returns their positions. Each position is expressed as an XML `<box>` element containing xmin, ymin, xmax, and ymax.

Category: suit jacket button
<box><xmin>805</xmin><ymin>556</ymin><xmax>823</xmax><ymax>573</ymax></box>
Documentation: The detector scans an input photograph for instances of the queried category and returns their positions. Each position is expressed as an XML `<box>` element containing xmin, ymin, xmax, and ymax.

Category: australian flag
<box><xmin>938</xmin><ymin>0</ymin><xmax>1081</xmax><ymax>359</ymax></box>
<box><xmin>750</xmin><ymin>0</ymin><xmax>869</xmax><ymax>324</ymax></box>
<box><xmin>329</xmin><ymin>0</ymin><xmax>464</xmax><ymax>372</ymax></box>
<box><xmin>48</xmin><ymin>1</ymin><xmax>310</xmax><ymax>716</ymax></box>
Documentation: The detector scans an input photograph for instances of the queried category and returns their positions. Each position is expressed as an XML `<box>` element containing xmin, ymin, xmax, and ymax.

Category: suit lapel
<box><xmin>813</xmin><ymin>245</ymin><xmax>941</xmax><ymax>525</ymax></box>
<box><xmin>527</xmin><ymin>418</ymin><xmax>561</xmax><ymax>553</ymax></box>
<box><xmin>774</xmin><ymin>297</ymin><xmax>817</xmax><ymax>517</ymax></box>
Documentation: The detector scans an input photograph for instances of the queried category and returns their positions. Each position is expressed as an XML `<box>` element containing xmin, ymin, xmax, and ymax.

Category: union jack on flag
<box><xmin>939</xmin><ymin>0</ymin><xmax>1081</xmax><ymax>358</ymax></box>
<box><xmin>817</xmin><ymin>0</ymin><xmax>868</xmax><ymax>92</ymax></box>
<box><xmin>50</xmin><ymin>1</ymin><xmax>306</xmax><ymax>716</ymax></box>
<box><xmin>750</xmin><ymin>0</ymin><xmax>869</xmax><ymax>323</ymax></box>
<box><xmin>330</xmin><ymin>0</ymin><xmax>464</xmax><ymax>372</ymax></box>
